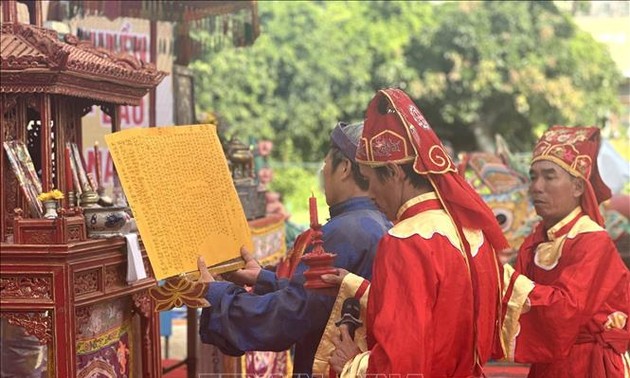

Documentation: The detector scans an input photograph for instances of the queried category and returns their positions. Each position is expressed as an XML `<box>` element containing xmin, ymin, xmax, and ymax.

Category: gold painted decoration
<box><xmin>150</xmin><ymin>275</ymin><xmax>210</xmax><ymax>312</ymax></box>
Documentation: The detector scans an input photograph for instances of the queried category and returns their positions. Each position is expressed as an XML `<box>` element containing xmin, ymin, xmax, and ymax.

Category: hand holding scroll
<box><xmin>221</xmin><ymin>247</ymin><xmax>262</xmax><ymax>286</ymax></box>
<box><xmin>196</xmin><ymin>256</ymin><xmax>215</xmax><ymax>284</ymax></box>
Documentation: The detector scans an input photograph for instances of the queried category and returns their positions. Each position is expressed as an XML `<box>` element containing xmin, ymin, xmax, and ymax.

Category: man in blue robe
<box><xmin>198</xmin><ymin>122</ymin><xmax>391</xmax><ymax>376</ymax></box>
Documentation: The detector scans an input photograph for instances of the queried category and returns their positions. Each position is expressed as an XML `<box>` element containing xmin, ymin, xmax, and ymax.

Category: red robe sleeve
<box><xmin>365</xmin><ymin>234</ymin><xmax>439</xmax><ymax>374</ymax></box>
<box><xmin>513</xmin><ymin>230</ymin><xmax>629</xmax><ymax>362</ymax></box>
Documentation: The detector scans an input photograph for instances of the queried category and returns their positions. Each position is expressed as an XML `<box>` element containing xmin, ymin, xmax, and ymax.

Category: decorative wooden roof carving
<box><xmin>0</xmin><ymin>22</ymin><xmax>166</xmax><ymax>105</ymax></box>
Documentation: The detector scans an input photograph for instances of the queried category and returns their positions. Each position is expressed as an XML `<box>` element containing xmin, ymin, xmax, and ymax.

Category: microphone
<box><xmin>335</xmin><ymin>298</ymin><xmax>362</xmax><ymax>339</ymax></box>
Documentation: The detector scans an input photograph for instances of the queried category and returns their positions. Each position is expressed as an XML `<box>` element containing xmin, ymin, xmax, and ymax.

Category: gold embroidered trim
<box><xmin>566</xmin><ymin>215</ymin><xmax>604</xmax><ymax>237</ymax></box>
<box><xmin>501</xmin><ymin>264</ymin><xmax>535</xmax><ymax>361</ymax></box>
<box><xmin>355</xmin><ymin>156</ymin><xmax>415</xmax><ymax>167</ymax></box>
<box><xmin>545</xmin><ymin>207</ymin><xmax>582</xmax><ymax>240</ymax></box>
<box><xmin>340</xmin><ymin>351</ymin><xmax>370</xmax><ymax>378</ymax></box>
<box><xmin>76</xmin><ymin>319</ymin><xmax>131</xmax><ymax>355</ymax></box>
<box><xmin>389</xmin><ymin>208</ymin><xmax>484</xmax><ymax>258</ymax></box>
<box><xmin>368</xmin><ymin>129</ymin><xmax>414</xmax><ymax>161</ymax></box>
<box><xmin>533</xmin><ymin>237</ymin><xmax>567</xmax><ymax>271</ymax></box>
<box><xmin>395</xmin><ymin>192</ymin><xmax>438</xmax><ymax>221</ymax></box>
<box><xmin>534</xmin><ymin>213</ymin><xmax>604</xmax><ymax>271</ymax></box>
<box><xmin>604</xmin><ymin>311</ymin><xmax>628</xmax><ymax>330</ymax></box>
<box><xmin>531</xmin><ymin>154</ymin><xmax>588</xmax><ymax>180</ymax></box>
<box><xmin>312</xmin><ymin>274</ymin><xmax>370</xmax><ymax>377</ymax></box>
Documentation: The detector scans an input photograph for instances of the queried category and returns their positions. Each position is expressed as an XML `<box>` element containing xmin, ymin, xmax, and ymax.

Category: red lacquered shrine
<box><xmin>0</xmin><ymin>1</ymin><xmax>166</xmax><ymax>376</ymax></box>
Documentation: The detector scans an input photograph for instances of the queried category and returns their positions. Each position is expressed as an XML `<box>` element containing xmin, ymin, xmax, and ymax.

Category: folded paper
<box><xmin>125</xmin><ymin>233</ymin><xmax>147</xmax><ymax>283</ymax></box>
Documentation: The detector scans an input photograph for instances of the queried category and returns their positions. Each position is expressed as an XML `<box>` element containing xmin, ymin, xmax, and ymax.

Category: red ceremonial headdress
<box><xmin>356</xmin><ymin>88</ymin><xmax>509</xmax><ymax>253</ymax></box>
<box><xmin>531</xmin><ymin>125</ymin><xmax>611</xmax><ymax>226</ymax></box>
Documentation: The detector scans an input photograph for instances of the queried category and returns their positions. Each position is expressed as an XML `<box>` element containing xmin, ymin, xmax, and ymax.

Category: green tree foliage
<box><xmin>192</xmin><ymin>1</ymin><xmax>621</xmax><ymax>158</ymax></box>
<box><xmin>405</xmin><ymin>1</ymin><xmax>622</xmax><ymax>151</ymax></box>
<box><xmin>192</xmin><ymin>1</ymin><xmax>434</xmax><ymax>162</ymax></box>
<box><xmin>267</xmin><ymin>163</ymin><xmax>325</xmax><ymax>227</ymax></box>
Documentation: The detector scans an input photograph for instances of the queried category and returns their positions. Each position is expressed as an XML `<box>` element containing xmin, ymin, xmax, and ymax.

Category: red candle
<box><xmin>65</xmin><ymin>146</ymin><xmax>74</xmax><ymax>193</ymax></box>
<box><xmin>309</xmin><ymin>193</ymin><xmax>318</xmax><ymax>227</ymax></box>
<box><xmin>94</xmin><ymin>141</ymin><xmax>101</xmax><ymax>191</ymax></box>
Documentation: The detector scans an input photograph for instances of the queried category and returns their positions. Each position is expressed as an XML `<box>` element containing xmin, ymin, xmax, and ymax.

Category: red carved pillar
<box><xmin>133</xmin><ymin>291</ymin><xmax>161</xmax><ymax>377</ymax></box>
<box><xmin>57</xmin><ymin>264</ymin><xmax>77</xmax><ymax>377</ymax></box>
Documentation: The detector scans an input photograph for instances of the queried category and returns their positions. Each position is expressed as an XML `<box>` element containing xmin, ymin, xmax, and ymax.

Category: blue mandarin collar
<box><xmin>328</xmin><ymin>196</ymin><xmax>376</xmax><ymax>219</ymax></box>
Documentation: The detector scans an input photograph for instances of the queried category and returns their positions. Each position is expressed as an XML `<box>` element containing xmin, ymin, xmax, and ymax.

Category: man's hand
<box><xmin>221</xmin><ymin>247</ymin><xmax>261</xmax><ymax>286</ymax></box>
<box><xmin>197</xmin><ymin>256</ymin><xmax>215</xmax><ymax>284</ymax></box>
<box><xmin>329</xmin><ymin>325</ymin><xmax>361</xmax><ymax>373</ymax></box>
<box><xmin>320</xmin><ymin>268</ymin><xmax>350</xmax><ymax>286</ymax></box>
<box><xmin>317</xmin><ymin>268</ymin><xmax>351</xmax><ymax>297</ymax></box>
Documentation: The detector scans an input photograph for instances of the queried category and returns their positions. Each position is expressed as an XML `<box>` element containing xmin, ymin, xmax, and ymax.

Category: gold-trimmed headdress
<box><xmin>532</xmin><ymin>125</ymin><xmax>611</xmax><ymax>226</ymax></box>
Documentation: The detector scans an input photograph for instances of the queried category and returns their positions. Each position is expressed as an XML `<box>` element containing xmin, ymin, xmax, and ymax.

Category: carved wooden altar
<box><xmin>0</xmin><ymin>239</ymin><xmax>159</xmax><ymax>377</ymax></box>
<box><xmin>1</xmin><ymin>1</ymin><xmax>166</xmax><ymax>376</ymax></box>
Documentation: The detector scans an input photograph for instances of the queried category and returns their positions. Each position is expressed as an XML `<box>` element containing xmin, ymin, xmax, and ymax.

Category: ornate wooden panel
<box><xmin>75</xmin><ymin>305</ymin><xmax>93</xmax><ymax>336</ymax></box>
<box><xmin>74</xmin><ymin>268</ymin><xmax>101</xmax><ymax>297</ymax></box>
<box><xmin>104</xmin><ymin>264</ymin><xmax>126</xmax><ymax>291</ymax></box>
<box><xmin>0</xmin><ymin>311</ymin><xmax>53</xmax><ymax>344</ymax></box>
<box><xmin>0</xmin><ymin>275</ymin><xmax>52</xmax><ymax>299</ymax></box>
<box><xmin>1</xmin><ymin>239</ymin><xmax>160</xmax><ymax>377</ymax></box>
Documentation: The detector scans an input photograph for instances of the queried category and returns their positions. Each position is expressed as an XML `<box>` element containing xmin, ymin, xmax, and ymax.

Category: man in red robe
<box><xmin>501</xmin><ymin>125</ymin><xmax>630</xmax><ymax>377</ymax></box>
<box><xmin>325</xmin><ymin>88</ymin><xmax>507</xmax><ymax>376</ymax></box>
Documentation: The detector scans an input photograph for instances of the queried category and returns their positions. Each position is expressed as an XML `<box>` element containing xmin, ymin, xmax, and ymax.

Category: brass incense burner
<box><xmin>225</xmin><ymin>136</ymin><xmax>266</xmax><ymax>220</ymax></box>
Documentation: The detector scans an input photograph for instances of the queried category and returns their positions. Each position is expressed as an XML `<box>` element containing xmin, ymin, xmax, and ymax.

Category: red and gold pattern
<box><xmin>249</xmin><ymin>213</ymin><xmax>287</xmax><ymax>267</ymax></box>
<box><xmin>149</xmin><ymin>275</ymin><xmax>210</xmax><ymax>312</ymax></box>
<box><xmin>242</xmin><ymin>350</ymin><xmax>292</xmax><ymax>377</ymax></box>
<box><xmin>501</xmin><ymin>208</ymin><xmax>629</xmax><ymax>377</ymax></box>
<box><xmin>356</xmin><ymin>88</ymin><xmax>509</xmax><ymax>254</ymax></box>
<box><xmin>77</xmin><ymin>320</ymin><xmax>133</xmax><ymax>378</ymax></box>
<box><xmin>1</xmin><ymin>22</ymin><xmax>166</xmax><ymax>106</ymax></box>
<box><xmin>356</xmin><ymin>88</ymin><xmax>456</xmax><ymax>175</ymax></box>
<box><xmin>532</xmin><ymin>127</ymin><xmax>593</xmax><ymax>179</ymax></box>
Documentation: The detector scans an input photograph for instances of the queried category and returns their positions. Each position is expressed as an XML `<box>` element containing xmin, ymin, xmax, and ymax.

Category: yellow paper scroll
<box><xmin>105</xmin><ymin>125</ymin><xmax>253</xmax><ymax>280</ymax></box>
